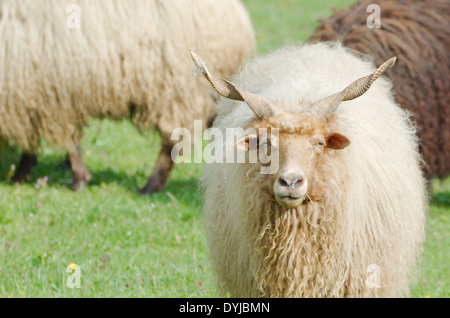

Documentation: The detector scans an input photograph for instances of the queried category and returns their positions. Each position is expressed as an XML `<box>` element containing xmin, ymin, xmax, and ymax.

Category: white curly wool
<box><xmin>201</xmin><ymin>43</ymin><xmax>427</xmax><ymax>297</ymax></box>
<box><xmin>0</xmin><ymin>0</ymin><xmax>255</xmax><ymax>153</ymax></box>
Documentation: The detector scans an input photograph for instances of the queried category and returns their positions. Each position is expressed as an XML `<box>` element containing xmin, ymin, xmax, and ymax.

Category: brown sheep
<box><xmin>309</xmin><ymin>0</ymin><xmax>450</xmax><ymax>180</ymax></box>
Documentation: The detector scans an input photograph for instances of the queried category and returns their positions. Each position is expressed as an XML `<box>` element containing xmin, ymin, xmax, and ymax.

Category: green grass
<box><xmin>244</xmin><ymin>0</ymin><xmax>357</xmax><ymax>53</ymax></box>
<box><xmin>0</xmin><ymin>120</ymin><xmax>213</xmax><ymax>297</ymax></box>
<box><xmin>0</xmin><ymin>0</ymin><xmax>448</xmax><ymax>298</ymax></box>
<box><xmin>413</xmin><ymin>180</ymin><xmax>450</xmax><ymax>297</ymax></box>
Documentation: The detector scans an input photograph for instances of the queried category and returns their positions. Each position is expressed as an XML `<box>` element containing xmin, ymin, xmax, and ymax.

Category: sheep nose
<box><xmin>278</xmin><ymin>172</ymin><xmax>305</xmax><ymax>189</ymax></box>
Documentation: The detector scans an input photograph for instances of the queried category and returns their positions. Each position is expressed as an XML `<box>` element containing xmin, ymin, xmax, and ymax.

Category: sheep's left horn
<box><xmin>190</xmin><ymin>50</ymin><xmax>276</xmax><ymax>119</ymax></box>
<box><xmin>309</xmin><ymin>57</ymin><xmax>396</xmax><ymax>121</ymax></box>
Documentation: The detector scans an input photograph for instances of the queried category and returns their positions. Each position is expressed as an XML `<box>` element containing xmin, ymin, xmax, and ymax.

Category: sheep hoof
<box><xmin>71</xmin><ymin>179</ymin><xmax>89</xmax><ymax>192</ymax></box>
<box><xmin>11</xmin><ymin>170</ymin><xmax>32</xmax><ymax>183</ymax></box>
<box><xmin>139</xmin><ymin>175</ymin><xmax>166</xmax><ymax>195</ymax></box>
<box><xmin>139</xmin><ymin>183</ymin><xmax>164</xmax><ymax>196</ymax></box>
<box><xmin>11</xmin><ymin>173</ymin><xmax>32</xmax><ymax>184</ymax></box>
<box><xmin>71</xmin><ymin>171</ymin><xmax>91</xmax><ymax>192</ymax></box>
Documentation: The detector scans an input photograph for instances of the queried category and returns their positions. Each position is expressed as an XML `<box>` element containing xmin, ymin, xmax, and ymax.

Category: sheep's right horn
<box><xmin>190</xmin><ymin>50</ymin><xmax>276</xmax><ymax>119</ymax></box>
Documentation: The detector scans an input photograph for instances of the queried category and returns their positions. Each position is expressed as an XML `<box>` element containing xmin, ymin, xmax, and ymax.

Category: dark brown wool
<box><xmin>310</xmin><ymin>0</ymin><xmax>450</xmax><ymax>180</ymax></box>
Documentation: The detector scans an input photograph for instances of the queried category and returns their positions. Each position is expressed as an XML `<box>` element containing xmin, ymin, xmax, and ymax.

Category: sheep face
<box><xmin>191</xmin><ymin>51</ymin><xmax>394</xmax><ymax>209</ymax></box>
<box><xmin>243</xmin><ymin>112</ymin><xmax>350</xmax><ymax>209</ymax></box>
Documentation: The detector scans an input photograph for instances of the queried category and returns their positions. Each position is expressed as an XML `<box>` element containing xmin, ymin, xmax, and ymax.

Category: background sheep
<box><xmin>309</xmin><ymin>0</ymin><xmax>450</xmax><ymax>181</ymax></box>
<box><xmin>0</xmin><ymin>0</ymin><xmax>255</xmax><ymax>193</ymax></box>
<box><xmin>196</xmin><ymin>43</ymin><xmax>427</xmax><ymax>297</ymax></box>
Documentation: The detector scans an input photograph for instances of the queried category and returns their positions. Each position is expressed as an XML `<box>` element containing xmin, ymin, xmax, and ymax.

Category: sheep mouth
<box><xmin>275</xmin><ymin>194</ymin><xmax>306</xmax><ymax>208</ymax></box>
<box><xmin>280</xmin><ymin>194</ymin><xmax>302</xmax><ymax>200</ymax></box>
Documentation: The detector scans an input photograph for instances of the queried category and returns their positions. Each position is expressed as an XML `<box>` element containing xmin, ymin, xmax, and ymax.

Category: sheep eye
<box><xmin>314</xmin><ymin>141</ymin><xmax>324</xmax><ymax>147</ymax></box>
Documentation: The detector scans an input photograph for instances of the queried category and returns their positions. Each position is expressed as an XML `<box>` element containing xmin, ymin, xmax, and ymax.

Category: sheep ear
<box><xmin>326</xmin><ymin>133</ymin><xmax>350</xmax><ymax>150</ymax></box>
<box><xmin>237</xmin><ymin>134</ymin><xmax>258</xmax><ymax>152</ymax></box>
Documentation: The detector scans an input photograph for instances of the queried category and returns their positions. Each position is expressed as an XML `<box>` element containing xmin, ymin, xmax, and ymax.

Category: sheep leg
<box><xmin>61</xmin><ymin>152</ymin><xmax>72</xmax><ymax>170</ymax></box>
<box><xmin>61</xmin><ymin>147</ymin><xmax>82</xmax><ymax>170</ymax></box>
<box><xmin>11</xmin><ymin>152</ymin><xmax>36</xmax><ymax>183</ymax></box>
<box><xmin>139</xmin><ymin>143</ymin><xmax>174</xmax><ymax>195</ymax></box>
<box><xmin>68</xmin><ymin>149</ymin><xmax>92</xmax><ymax>191</ymax></box>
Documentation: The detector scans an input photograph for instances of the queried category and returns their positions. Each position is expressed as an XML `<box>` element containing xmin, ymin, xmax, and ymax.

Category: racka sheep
<box><xmin>193</xmin><ymin>43</ymin><xmax>427</xmax><ymax>297</ymax></box>
<box><xmin>310</xmin><ymin>0</ymin><xmax>450</xmax><ymax>180</ymax></box>
<box><xmin>0</xmin><ymin>0</ymin><xmax>255</xmax><ymax>193</ymax></box>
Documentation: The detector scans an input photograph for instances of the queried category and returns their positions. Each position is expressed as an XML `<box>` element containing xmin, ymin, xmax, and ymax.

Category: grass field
<box><xmin>0</xmin><ymin>0</ymin><xmax>448</xmax><ymax>298</ymax></box>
